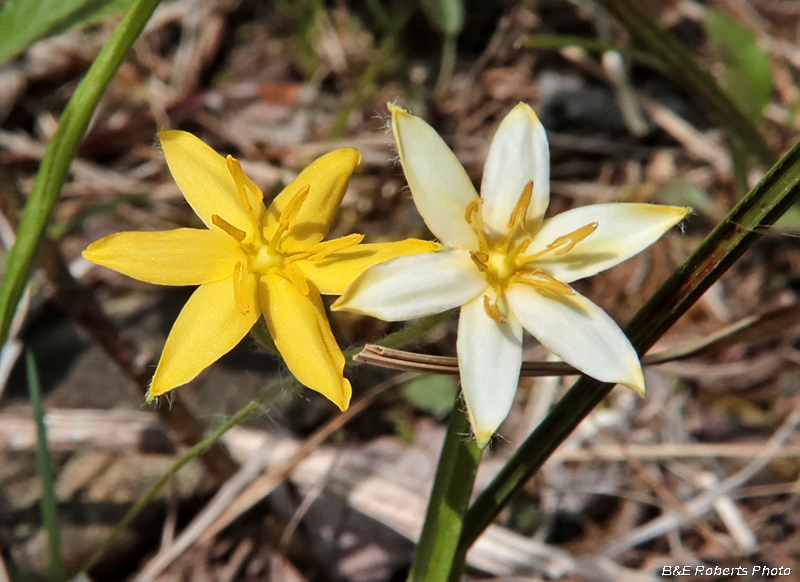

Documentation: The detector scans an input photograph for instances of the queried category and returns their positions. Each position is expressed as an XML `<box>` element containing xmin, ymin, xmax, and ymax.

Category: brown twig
<box><xmin>353</xmin><ymin>299</ymin><xmax>800</xmax><ymax>376</ymax></box>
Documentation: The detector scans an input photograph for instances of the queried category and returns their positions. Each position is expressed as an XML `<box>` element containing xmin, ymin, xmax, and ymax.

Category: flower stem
<box><xmin>407</xmin><ymin>399</ymin><xmax>482</xmax><ymax>582</ymax></box>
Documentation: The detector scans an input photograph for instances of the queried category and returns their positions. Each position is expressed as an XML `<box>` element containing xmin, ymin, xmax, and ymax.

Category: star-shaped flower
<box><xmin>84</xmin><ymin>130</ymin><xmax>438</xmax><ymax>409</ymax></box>
<box><xmin>333</xmin><ymin>104</ymin><xmax>689</xmax><ymax>445</ymax></box>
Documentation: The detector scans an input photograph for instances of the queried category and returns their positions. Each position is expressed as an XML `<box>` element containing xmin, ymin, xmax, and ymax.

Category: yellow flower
<box><xmin>334</xmin><ymin>104</ymin><xmax>690</xmax><ymax>445</ymax></box>
<box><xmin>84</xmin><ymin>130</ymin><xmax>438</xmax><ymax>409</ymax></box>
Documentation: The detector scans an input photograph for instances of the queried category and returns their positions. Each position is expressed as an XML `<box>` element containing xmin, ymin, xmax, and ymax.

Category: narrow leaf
<box><xmin>27</xmin><ymin>352</ymin><xmax>65</xmax><ymax>582</ymax></box>
<box><xmin>705</xmin><ymin>9</ymin><xmax>772</xmax><ymax>125</ymax></box>
<box><xmin>0</xmin><ymin>0</ymin><xmax>135</xmax><ymax>68</ymax></box>
<box><xmin>418</xmin><ymin>0</ymin><xmax>464</xmax><ymax>36</ymax></box>
<box><xmin>0</xmin><ymin>0</ymin><xmax>161</xmax><ymax>347</ymax></box>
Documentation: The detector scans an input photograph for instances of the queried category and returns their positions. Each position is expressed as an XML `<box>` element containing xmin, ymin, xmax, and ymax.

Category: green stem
<box><xmin>0</xmin><ymin>0</ymin><xmax>161</xmax><ymax>346</ymax></box>
<box><xmin>452</xmin><ymin>133</ymin><xmax>800</xmax><ymax>571</ymax></box>
<box><xmin>27</xmin><ymin>353</ymin><xmax>65</xmax><ymax>582</ymax></box>
<box><xmin>407</xmin><ymin>398</ymin><xmax>482</xmax><ymax>582</ymax></box>
<box><xmin>591</xmin><ymin>0</ymin><xmax>775</xmax><ymax>167</ymax></box>
<box><xmin>433</xmin><ymin>33</ymin><xmax>458</xmax><ymax>99</ymax></box>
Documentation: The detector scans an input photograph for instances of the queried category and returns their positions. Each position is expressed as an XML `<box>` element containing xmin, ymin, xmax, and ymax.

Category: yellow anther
<box><xmin>521</xmin><ymin>222</ymin><xmax>599</xmax><ymax>264</ymax></box>
<box><xmin>513</xmin><ymin>270</ymin><xmax>574</xmax><ymax>296</ymax></box>
<box><xmin>307</xmin><ymin>233</ymin><xmax>364</xmax><ymax>261</ymax></box>
<box><xmin>470</xmin><ymin>251</ymin><xmax>489</xmax><ymax>272</ymax></box>
<box><xmin>227</xmin><ymin>156</ymin><xmax>263</xmax><ymax>211</ymax></box>
<box><xmin>507</xmin><ymin>179</ymin><xmax>533</xmax><ymax>229</ymax></box>
<box><xmin>232</xmin><ymin>261</ymin><xmax>250</xmax><ymax>314</ymax></box>
<box><xmin>212</xmin><ymin>214</ymin><xmax>246</xmax><ymax>242</ymax></box>
<box><xmin>284</xmin><ymin>262</ymin><xmax>310</xmax><ymax>296</ymax></box>
<box><xmin>465</xmin><ymin>198</ymin><xmax>482</xmax><ymax>224</ymax></box>
<box><xmin>548</xmin><ymin>222</ymin><xmax>598</xmax><ymax>255</ymax></box>
<box><xmin>483</xmin><ymin>295</ymin><xmax>507</xmax><ymax>324</ymax></box>
<box><xmin>279</xmin><ymin>184</ymin><xmax>310</xmax><ymax>228</ymax></box>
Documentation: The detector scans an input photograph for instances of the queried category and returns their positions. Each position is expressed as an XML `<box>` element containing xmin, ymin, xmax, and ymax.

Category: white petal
<box><xmin>526</xmin><ymin>203</ymin><xmax>690</xmax><ymax>283</ymax></box>
<box><xmin>506</xmin><ymin>284</ymin><xmax>644</xmax><ymax>395</ymax></box>
<box><xmin>390</xmin><ymin>105</ymin><xmax>480</xmax><ymax>249</ymax></box>
<box><xmin>332</xmin><ymin>250</ymin><xmax>487</xmax><ymax>321</ymax></box>
<box><xmin>457</xmin><ymin>292</ymin><xmax>523</xmax><ymax>448</ymax></box>
<box><xmin>481</xmin><ymin>103</ymin><xmax>550</xmax><ymax>236</ymax></box>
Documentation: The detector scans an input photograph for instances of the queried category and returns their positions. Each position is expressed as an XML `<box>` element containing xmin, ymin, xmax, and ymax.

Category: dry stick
<box><xmin>602</xmin><ymin>394</ymin><xmax>800</xmax><ymax>557</ymax></box>
<box><xmin>0</xmin><ymin>164</ymin><xmax>238</xmax><ymax>483</ymax></box>
<box><xmin>610</xmin><ymin>438</ymin><xmax>731</xmax><ymax>553</ymax></box>
<box><xmin>5</xmin><ymin>411</ymin><xmax>800</xmax><ymax>461</ymax></box>
<box><xmin>132</xmin><ymin>372</ymin><xmax>415</xmax><ymax>582</ymax></box>
<box><xmin>353</xmin><ymin>298</ymin><xmax>800</xmax><ymax>376</ymax></box>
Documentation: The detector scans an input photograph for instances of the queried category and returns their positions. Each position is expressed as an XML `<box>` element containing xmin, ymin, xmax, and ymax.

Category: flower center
<box><xmin>213</xmin><ymin>162</ymin><xmax>366</xmax><ymax>315</ymax></box>
<box><xmin>465</xmin><ymin>182</ymin><xmax>598</xmax><ymax>323</ymax></box>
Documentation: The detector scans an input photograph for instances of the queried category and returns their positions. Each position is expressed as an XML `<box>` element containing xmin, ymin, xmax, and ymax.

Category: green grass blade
<box><xmin>26</xmin><ymin>352</ymin><xmax>65</xmax><ymax>582</ymax></box>
<box><xmin>0</xmin><ymin>0</ymin><xmax>161</xmax><ymax>347</ymax></box>
<box><xmin>0</xmin><ymin>0</ymin><xmax>136</xmax><ymax>68</ymax></box>
<box><xmin>591</xmin><ymin>0</ymin><xmax>775</xmax><ymax>167</ymax></box>
<box><xmin>457</xmin><ymin>135</ymin><xmax>800</xmax><ymax>559</ymax></box>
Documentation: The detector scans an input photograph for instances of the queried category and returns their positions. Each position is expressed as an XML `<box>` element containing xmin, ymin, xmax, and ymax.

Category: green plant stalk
<box><xmin>433</xmin><ymin>33</ymin><xmax>458</xmax><ymax>99</ymax></box>
<box><xmin>407</xmin><ymin>398</ymin><xmax>482</xmax><ymax>582</ymax></box>
<box><xmin>83</xmin><ymin>312</ymin><xmax>449</xmax><ymax>573</ymax></box>
<box><xmin>591</xmin><ymin>0</ymin><xmax>775</xmax><ymax>167</ymax></box>
<box><xmin>26</xmin><ymin>353</ymin><xmax>65</xmax><ymax>582</ymax></box>
<box><xmin>451</xmin><ymin>135</ymin><xmax>800</xmax><ymax>572</ymax></box>
<box><xmin>0</xmin><ymin>0</ymin><xmax>161</xmax><ymax>347</ymax></box>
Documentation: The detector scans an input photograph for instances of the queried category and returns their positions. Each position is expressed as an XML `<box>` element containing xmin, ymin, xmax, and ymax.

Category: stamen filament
<box><xmin>521</xmin><ymin>222</ymin><xmax>598</xmax><ymax>264</ymax></box>
<box><xmin>483</xmin><ymin>295</ymin><xmax>507</xmax><ymax>324</ymax></box>
<box><xmin>212</xmin><ymin>214</ymin><xmax>246</xmax><ymax>242</ymax></box>
<box><xmin>283</xmin><ymin>263</ymin><xmax>310</xmax><ymax>296</ymax></box>
<box><xmin>465</xmin><ymin>199</ymin><xmax>481</xmax><ymax>224</ymax></box>
<box><xmin>280</xmin><ymin>184</ymin><xmax>311</xmax><ymax>228</ymax></box>
<box><xmin>507</xmin><ymin>180</ymin><xmax>533</xmax><ymax>229</ymax></box>
<box><xmin>307</xmin><ymin>233</ymin><xmax>364</xmax><ymax>261</ymax></box>
<box><xmin>227</xmin><ymin>156</ymin><xmax>262</xmax><ymax>211</ymax></box>
<box><xmin>470</xmin><ymin>251</ymin><xmax>489</xmax><ymax>272</ymax></box>
<box><xmin>232</xmin><ymin>261</ymin><xmax>250</xmax><ymax>314</ymax></box>
<box><xmin>512</xmin><ymin>270</ymin><xmax>574</xmax><ymax>296</ymax></box>
<box><xmin>465</xmin><ymin>198</ymin><xmax>490</xmax><ymax>251</ymax></box>
<box><xmin>501</xmin><ymin>180</ymin><xmax>534</xmax><ymax>253</ymax></box>
<box><xmin>550</xmin><ymin>222</ymin><xmax>598</xmax><ymax>255</ymax></box>
<box><xmin>267</xmin><ymin>222</ymin><xmax>289</xmax><ymax>254</ymax></box>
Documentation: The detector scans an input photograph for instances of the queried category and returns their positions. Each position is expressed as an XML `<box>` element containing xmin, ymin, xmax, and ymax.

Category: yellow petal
<box><xmin>83</xmin><ymin>229</ymin><xmax>244</xmax><ymax>285</ymax></box>
<box><xmin>260</xmin><ymin>272</ymin><xmax>351</xmax><ymax>410</ymax></box>
<box><xmin>295</xmin><ymin>239</ymin><xmax>441</xmax><ymax>295</ymax></box>
<box><xmin>159</xmin><ymin>130</ymin><xmax>258</xmax><ymax>242</ymax></box>
<box><xmin>263</xmin><ymin>148</ymin><xmax>361</xmax><ymax>252</ymax></box>
<box><xmin>147</xmin><ymin>275</ymin><xmax>259</xmax><ymax>400</ymax></box>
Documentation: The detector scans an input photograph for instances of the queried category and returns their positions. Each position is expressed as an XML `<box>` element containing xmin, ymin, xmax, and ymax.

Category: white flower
<box><xmin>333</xmin><ymin>103</ymin><xmax>690</xmax><ymax>447</ymax></box>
